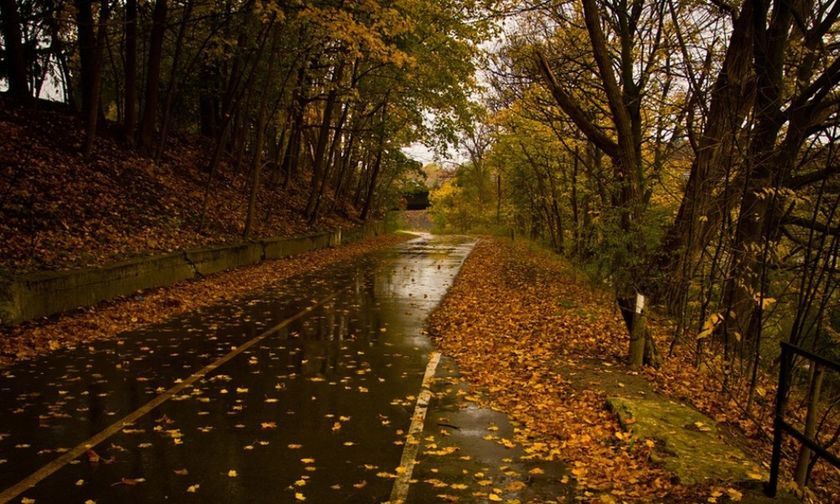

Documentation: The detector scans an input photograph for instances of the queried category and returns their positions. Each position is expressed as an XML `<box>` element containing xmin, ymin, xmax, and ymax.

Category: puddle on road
<box><xmin>0</xmin><ymin>236</ymin><xmax>472</xmax><ymax>503</ymax></box>
<box><xmin>410</xmin><ymin>357</ymin><xmax>572</xmax><ymax>503</ymax></box>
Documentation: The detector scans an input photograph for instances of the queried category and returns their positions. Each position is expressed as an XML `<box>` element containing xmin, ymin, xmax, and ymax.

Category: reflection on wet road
<box><xmin>1</xmin><ymin>235</ymin><xmax>475</xmax><ymax>503</ymax></box>
<box><xmin>1</xmin><ymin>235</ymin><xmax>574</xmax><ymax>503</ymax></box>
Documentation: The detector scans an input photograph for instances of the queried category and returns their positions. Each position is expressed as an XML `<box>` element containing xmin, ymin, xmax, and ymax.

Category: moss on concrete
<box><xmin>606</xmin><ymin>396</ymin><xmax>764</xmax><ymax>485</ymax></box>
<box><xmin>262</xmin><ymin>232</ymin><xmax>334</xmax><ymax>260</ymax></box>
<box><xmin>185</xmin><ymin>242</ymin><xmax>264</xmax><ymax>276</ymax></box>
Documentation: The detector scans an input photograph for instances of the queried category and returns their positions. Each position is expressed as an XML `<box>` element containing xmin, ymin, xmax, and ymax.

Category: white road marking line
<box><xmin>0</xmin><ymin>295</ymin><xmax>335</xmax><ymax>504</ymax></box>
<box><xmin>389</xmin><ymin>350</ymin><xmax>442</xmax><ymax>504</ymax></box>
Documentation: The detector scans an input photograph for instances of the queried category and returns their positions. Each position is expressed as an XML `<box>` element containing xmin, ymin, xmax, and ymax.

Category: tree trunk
<box><xmin>243</xmin><ymin>125</ymin><xmax>265</xmax><ymax>238</ymax></box>
<box><xmin>652</xmin><ymin>0</ymin><xmax>757</xmax><ymax>307</ymax></box>
<box><xmin>0</xmin><ymin>0</ymin><xmax>29</xmax><ymax>100</ymax></box>
<box><xmin>123</xmin><ymin>0</ymin><xmax>138</xmax><ymax>141</ymax></box>
<box><xmin>537</xmin><ymin>2</ymin><xmax>643</xmax><ymax>303</ymax></box>
<box><xmin>361</xmin><ymin>96</ymin><xmax>389</xmax><ymax>221</ymax></box>
<box><xmin>496</xmin><ymin>172</ymin><xmax>502</xmax><ymax>224</ymax></box>
<box><xmin>139</xmin><ymin>0</ymin><xmax>168</xmax><ymax>151</ymax></box>
<box><xmin>155</xmin><ymin>0</ymin><xmax>193</xmax><ymax>161</ymax></box>
<box><xmin>244</xmin><ymin>30</ymin><xmax>278</xmax><ymax>239</ymax></box>
<box><xmin>231</xmin><ymin>110</ymin><xmax>249</xmax><ymax>174</ymax></box>
<box><xmin>81</xmin><ymin>0</ymin><xmax>109</xmax><ymax>156</ymax></box>
<box><xmin>282</xmin><ymin>65</ymin><xmax>308</xmax><ymax>188</ymax></box>
<box><xmin>353</xmin><ymin>149</ymin><xmax>372</xmax><ymax>207</ymax></box>
<box><xmin>198</xmin><ymin>20</ymin><xmax>272</xmax><ymax>231</ymax></box>
<box><xmin>282</xmin><ymin>119</ymin><xmax>302</xmax><ymax>188</ymax></box>
<box><xmin>723</xmin><ymin>0</ymin><xmax>803</xmax><ymax>349</ymax></box>
<box><xmin>570</xmin><ymin>147</ymin><xmax>580</xmax><ymax>255</ymax></box>
<box><xmin>330</xmin><ymin>138</ymin><xmax>356</xmax><ymax>211</ymax></box>
<box><xmin>305</xmin><ymin>61</ymin><xmax>345</xmax><ymax>220</ymax></box>
<box><xmin>311</xmin><ymin>99</ymin><xmax>350</xmax><ymax>223</ymax></box>
<box><xmin>75</xmin><ymin>0</ymin><xmax>96</xmax><ymax>113</ymax></box>
<box><xmin>199</xmin><ymin>75</ymin><xmax>219</xmax><ymax>138</ymax></box>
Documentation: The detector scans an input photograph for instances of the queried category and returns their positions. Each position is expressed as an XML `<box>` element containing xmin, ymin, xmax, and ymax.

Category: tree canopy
<box><xmin>0</xmin><ymin>0</ymin><xmax>494</xmax><ymax>228</ymax></box>
<box><xmin>430</xmin><ymin>0</ymin><xmax>840</xmax><ymax>435</ymax></box>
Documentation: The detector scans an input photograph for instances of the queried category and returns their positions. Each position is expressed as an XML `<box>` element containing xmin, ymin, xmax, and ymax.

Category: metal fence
<box><xmin>767</xmin><ymin>341</ymin><xmax>840</xmax><ymax>496</ymax></box>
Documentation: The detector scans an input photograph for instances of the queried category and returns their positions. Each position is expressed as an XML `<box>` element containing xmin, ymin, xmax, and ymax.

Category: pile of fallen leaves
<box><xmin>0</xmin><ymin>98</ymin><xmax>363</xmax><ymax>273</ymax></box>
<box><xmin>428</xmin><ymin>238</ymin><xmax>838</xmax><ymax>502</ymax></box>
<box><xmin>0</xmin><ymin>233</ymin><xmax>410</xmax><ymax>366</ymax></box>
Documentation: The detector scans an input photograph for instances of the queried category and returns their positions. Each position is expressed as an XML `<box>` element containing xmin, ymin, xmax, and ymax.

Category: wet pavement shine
<box><xmin>0</xmin><ymin>235</ymin><xmax>569</xmax><ymax>503</ymax></box>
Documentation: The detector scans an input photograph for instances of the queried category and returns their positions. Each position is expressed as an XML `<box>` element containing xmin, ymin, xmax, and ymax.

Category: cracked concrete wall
<box><xmin>0</xmin><ymin>222</ymin><xmax>386</xmax><ymax>326</ymax></box>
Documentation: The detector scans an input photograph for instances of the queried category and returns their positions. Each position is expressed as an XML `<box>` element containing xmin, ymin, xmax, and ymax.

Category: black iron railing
<box><xmin>767</xmin><ymin>341</ymin><xmax>840</xmax><ymax>496</ymax></box>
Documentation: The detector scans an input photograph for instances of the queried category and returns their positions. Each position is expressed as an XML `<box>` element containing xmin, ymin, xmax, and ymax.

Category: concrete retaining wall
<box><xmin>0</xmin><ymin>221</ymin><xmax>387</xmax><ymax>326</ymax></box>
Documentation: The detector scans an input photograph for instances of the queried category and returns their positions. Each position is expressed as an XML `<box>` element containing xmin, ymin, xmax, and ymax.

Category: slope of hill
<box><xmin>0</xmin><ymin>99</ymin><xmax>362</xmax><ymax>273</ymax></box>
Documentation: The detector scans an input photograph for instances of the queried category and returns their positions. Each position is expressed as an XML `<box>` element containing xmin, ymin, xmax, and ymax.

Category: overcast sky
<box><xmin>402</xmin><ymin>142</ymin><xmax>447</xmax><ymax>166</ymax></box>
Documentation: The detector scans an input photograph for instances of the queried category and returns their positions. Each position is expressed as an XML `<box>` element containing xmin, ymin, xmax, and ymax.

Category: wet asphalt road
<box><xmin>0</xmin><ymin>235</ymin><xmax>568</xmax><ymax>503</ymax></box>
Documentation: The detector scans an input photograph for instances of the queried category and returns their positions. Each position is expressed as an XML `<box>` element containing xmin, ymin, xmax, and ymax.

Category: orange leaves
<box><xmin>697</xmin><ymin>313</ymin><xmax>721</xmax><ymax>340</ymax></box>
<box><xmin>428</xmin><ymin>239</ymin><xmax>680</xmax><ymax>501</ymax></box>
<box><xmin>86</xmin><ymin>449</ymin><xmax>101</xmax><ymax>464</ymax></box>
<box><xmin>116</xmin><ymin>477</ymin><xmax>146</xmax><ymax>486</ymax></box>
<box><xmin>428</xmin><ymin>237</ymin><xmax>840</xmax><ymax>500</ymax></box>
<box><xmin>296</xmin><ymin>3</ymin><xmax>411</xmax><ymax>66</ymax></box>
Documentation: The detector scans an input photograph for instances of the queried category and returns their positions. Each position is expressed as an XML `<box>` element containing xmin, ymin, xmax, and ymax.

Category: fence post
<box><xmin>767</xmin><ymin>343</ymin><xmax>792</xmax><ymax>496</ymax></box>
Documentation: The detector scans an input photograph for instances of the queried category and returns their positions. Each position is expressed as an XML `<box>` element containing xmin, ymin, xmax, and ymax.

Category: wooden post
<box><xmin>629</xmin><ymin>293</ymin><xmax>646</xmax><ymax>368</ymax></box>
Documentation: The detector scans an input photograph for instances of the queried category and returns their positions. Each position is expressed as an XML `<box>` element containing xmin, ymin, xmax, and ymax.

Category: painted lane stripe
<box><xmin>389</xmin><ymin>351</ymin><xmax>442</xmax><ymax>504</ymax></box>
<box><xmin>0</xmin><ymin>295</ymin><xmax>335</xmax><ymax>504</ymax></box>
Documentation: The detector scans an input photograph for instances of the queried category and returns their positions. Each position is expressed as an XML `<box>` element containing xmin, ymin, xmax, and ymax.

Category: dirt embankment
<box><xmin>0</xmin><ymin>99</ymin><xmax>363</xmax><ymax>274</ymax></box>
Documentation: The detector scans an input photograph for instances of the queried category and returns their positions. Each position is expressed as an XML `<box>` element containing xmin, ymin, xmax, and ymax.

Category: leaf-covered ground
<box><xmin>0</xmin><ymin>99</ymin><xmax>361</xmax><ymax>273</ymax></box>
<box><xmin>428</xmin><ymin>238</ymin><xmax>838</xmax><ymax>503</ymax></box>
<box><xmin>0</xmin><ymin>233</ymin><xmax>410</xmax><ymax>366</ymax></box>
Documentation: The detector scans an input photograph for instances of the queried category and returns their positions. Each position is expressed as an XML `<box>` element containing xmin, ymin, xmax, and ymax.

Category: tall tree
<box><xmin>305</xmin><ymin>59</ymin><xmax>346</xmax><ymax>223</ymax></box>
<box><xmin>81</xmin><ymin>0</ymin><xmax>110</xmax><ymax>155</ymax></box>
<box><xmin>244</xmin><ymin>27</ymin><xmax>279</xmax><ymax>239</ymax></box>
<box><xmin>535</xmin><ymin>0</ymin><xmax>666</xmax><ymax>367</ymax></box>
<box><xmin>0</xmin><ymin>0</ymin><xmax>29</xmax><ymax>100</ymax></box>
<box><xmin>75</xmin><ymin>0</ymin><xmax>96</xmax><ymax>114</ymax></box>
<box><xmin>155</xmin><ymin>0</ymin><xmax>195</xmax><ymax>161</ymax></box>
<box><xmin>123</xmin><ymin>0</ymin><xmax>138</xmax><ymax>141</ymax></box>
<box><xmin>722</xmin><ymin>0</ymin><xmax>840</xmax><ymax>348</ymax></box>
<box><xmin>139</xmin><ymin>0</ymin><xmax>168</xmax><ymax>151</ymax></box>
<box><xmin>361</xmin><ymin>94</ymin><xmax>389</xmax><ymax>221</ymax></box>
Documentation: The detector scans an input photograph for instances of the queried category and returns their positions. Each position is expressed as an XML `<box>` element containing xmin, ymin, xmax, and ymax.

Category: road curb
<box><xmin>0</xmin><ymin>222</ymin><xmax>385</xmax><ymax>326</ymax></box>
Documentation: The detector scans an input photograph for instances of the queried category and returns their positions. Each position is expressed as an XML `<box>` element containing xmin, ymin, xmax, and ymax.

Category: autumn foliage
<box><xmin>429</xmin><ymin>238</ymin><xmax>839</xmax><ymax>502</ymax></box>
